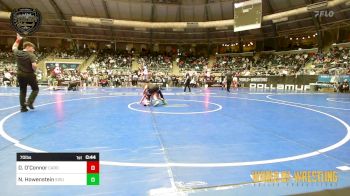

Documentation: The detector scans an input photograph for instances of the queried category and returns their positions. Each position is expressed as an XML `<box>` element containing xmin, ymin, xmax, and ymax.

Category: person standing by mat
<box><xmin>184</xmin><ymin>72</ymin><xmax>191</xmax><ymax>92</ymax></box>
<box><xmin>220</xmin><ymin>71</ymin><xmax>226</xmax><ymax>90</ymax></box>
<box><xmin>225</xmin><ymin>70</ymin><xmax>233</xmax><ymax>92</ymax></box>
<box><xmin>12</xmin><ymin>33</ymin><xmax>39</xmax><ymax>112</ymax></box>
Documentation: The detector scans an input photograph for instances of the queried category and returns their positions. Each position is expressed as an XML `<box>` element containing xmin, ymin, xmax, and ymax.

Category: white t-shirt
<box><xmin>143</xmin><ymin>66</ymin><xmax>148</xmax><ymax>75</ymax></box>
<box><xmin>4</xmin><ymin>72</ymin><xmax>11</xmax><ymax>79</ymax></box>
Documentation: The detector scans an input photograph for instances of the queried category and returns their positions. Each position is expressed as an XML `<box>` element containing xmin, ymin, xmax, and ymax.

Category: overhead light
<box><xmin>243</xmin><ymin>44</ymin><xmax>246</xmax><ymax>47</ymax></box>
<box><xmin>173</xmin><ymin>28</ymin><xmax>184</xmax><ymax>32</ymax></box>
<box><xmin>76</xmin><ymin>23</ymin><xmax>89</xmax><ymax>27</ymax></box>
<box><xmin>272</xmin><ymin>17</ymin><xmax>288</xmax><ymax>23</ymax></box>
<box><xmin>100</xmin><ymin>18</ymin><xmax>113</xmax><ymax>25</ymax></box>
<box><xmin>216</xmin><ymin>27</ymin><xmax>229</xmax><ymax>30</ymax></box>
<box><xmin>234</xmin><ymin>24</ymin><xmax>261</xmax><ymax>32</ymax></box>
<box><xmin>296</xmin><ymin>38</ymin><xmax>299</xmax><ymax>40</ymax></box>
<box><xmin>290</xmin><ymin>38</ymin><xmax>293</xmax><ymax>40</ymax></box>
<box><xmin>313</xmin><ymin>34</ymin><xmax>316</xmax><ymax>37</ymax></box>
<box><xmin>308</xmin><ymin>36</ymin><xmax>310</xmax><ymax>38</ymax></box>
<box><xmin>134</xmin><ymin>27</ymin><xmax>147</xmax><ymax>31</ymax></box>
<box><xmin>307</xmin><ymin>1</ymin><xmax>328</xmax><ymax>12</ymax></box>
<box><xmin>302</xmin><ymin>37</ymin><xmax>305</xmax><ymax>39</ymax></box>
<box><xmin>187</xmin><ymin>22</ymin><xmax>199</xmax><ymax>28</ymax></box>
<box><xmin>234</xmin><ymin>0</ymin><xmax>262</xmax><ymax>8</ymax></box>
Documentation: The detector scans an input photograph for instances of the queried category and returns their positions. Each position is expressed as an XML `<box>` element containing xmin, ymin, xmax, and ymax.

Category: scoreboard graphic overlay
<box><xmin>16</xmin><ymin>153</ymin><xmax>99</xmax><ymax>186</ymax></box>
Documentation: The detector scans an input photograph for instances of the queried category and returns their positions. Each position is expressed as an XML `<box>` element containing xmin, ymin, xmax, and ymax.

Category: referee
<box><xmin>12</xmin><ymin>33</ymin><xmax>39</xmax><ymax>112</ymax></box>
<box><xmin>226</xmin><ymin>71</ymin><xmax>233</xmax><ymax>92</ymax></box>
<box><xmin>184</xmin><ymin>72</ymin><xmax>191</xmax><ymax>92</ymax></box>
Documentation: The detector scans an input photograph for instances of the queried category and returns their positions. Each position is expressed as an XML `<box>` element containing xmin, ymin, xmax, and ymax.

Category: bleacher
<box><xmin>1</xmin><ymin>44</ymin><xmax>350</xmax><ymax>89</ymax></box>
<box><xmin>138</xmin><ymin>54</ymin><xmax>173</xmax><ymax>73</ymax></box>
<box><xmin>177</xmin><ymin>55</ymin><xmax>208</xmax><ymax>72</ymax></box>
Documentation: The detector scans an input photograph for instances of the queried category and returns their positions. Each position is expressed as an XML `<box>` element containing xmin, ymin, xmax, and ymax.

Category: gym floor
<box><xmin>0</xmin><ymin>86</ymin><xmax>350</xmax><ymax>196</ymax></box>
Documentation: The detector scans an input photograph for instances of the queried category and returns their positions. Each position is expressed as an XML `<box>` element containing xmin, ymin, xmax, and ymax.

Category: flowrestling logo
<box><xmin>10</xmin><ymin>8</ymin><xmax>42</xmax><ymax>35</ymax></box>
<box><xmin>314</xmin><ymin>10</ymin><xmax>334</xmax><ymax>18</ymax></box>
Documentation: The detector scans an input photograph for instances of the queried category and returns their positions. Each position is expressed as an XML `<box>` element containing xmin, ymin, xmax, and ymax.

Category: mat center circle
<box><xmin>128</xmin><ymin>99</ymin><xmax>223</xmax><ymax>114</ymax></box>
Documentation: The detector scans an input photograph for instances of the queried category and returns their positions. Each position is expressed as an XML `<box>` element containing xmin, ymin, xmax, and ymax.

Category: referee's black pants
<box><xmin>17</xmin><ymin>72</ymin><xmax>39</xmax><ymax>109</ymax></box>
<box><xmin>226</xmin><ymin>80</ymin><xmax>232</xmax><ymax>92</ymax></box>
<box><xmin>184</xmin><ymin>82</ymin><xmax>191</xmax><ymax>92</ymax></box>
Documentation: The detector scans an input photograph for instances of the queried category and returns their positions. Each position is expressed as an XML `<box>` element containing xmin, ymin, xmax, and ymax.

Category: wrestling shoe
<box><xmin>153</xmin><ymin>100</ymin><xmax>160</xmax><ymax>107</ymax></box>
<box><xmin>25</xmin><ymin>102</ymin><xmax>34</xmax><ymax>110</ymax></box>
<box><xmin>143</xmin><ymin>100</ymin><xmax>151</xmax><ymax>106</ymax></box>
<box><xmin>21</xmin><ymin>107</ymin><xmax>28</xmax><ymax>112</ymax></box>
<box><xmin>162</xmin><ymin>100</ymin><xmax>167</xmax><ymax>105</ymax></box>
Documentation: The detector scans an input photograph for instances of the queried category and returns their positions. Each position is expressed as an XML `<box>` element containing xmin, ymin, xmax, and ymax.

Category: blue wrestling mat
<box><xmin>0</xmin><ymin>87</ymin><xmax>350</xmax><ymax>195</ymax></box>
